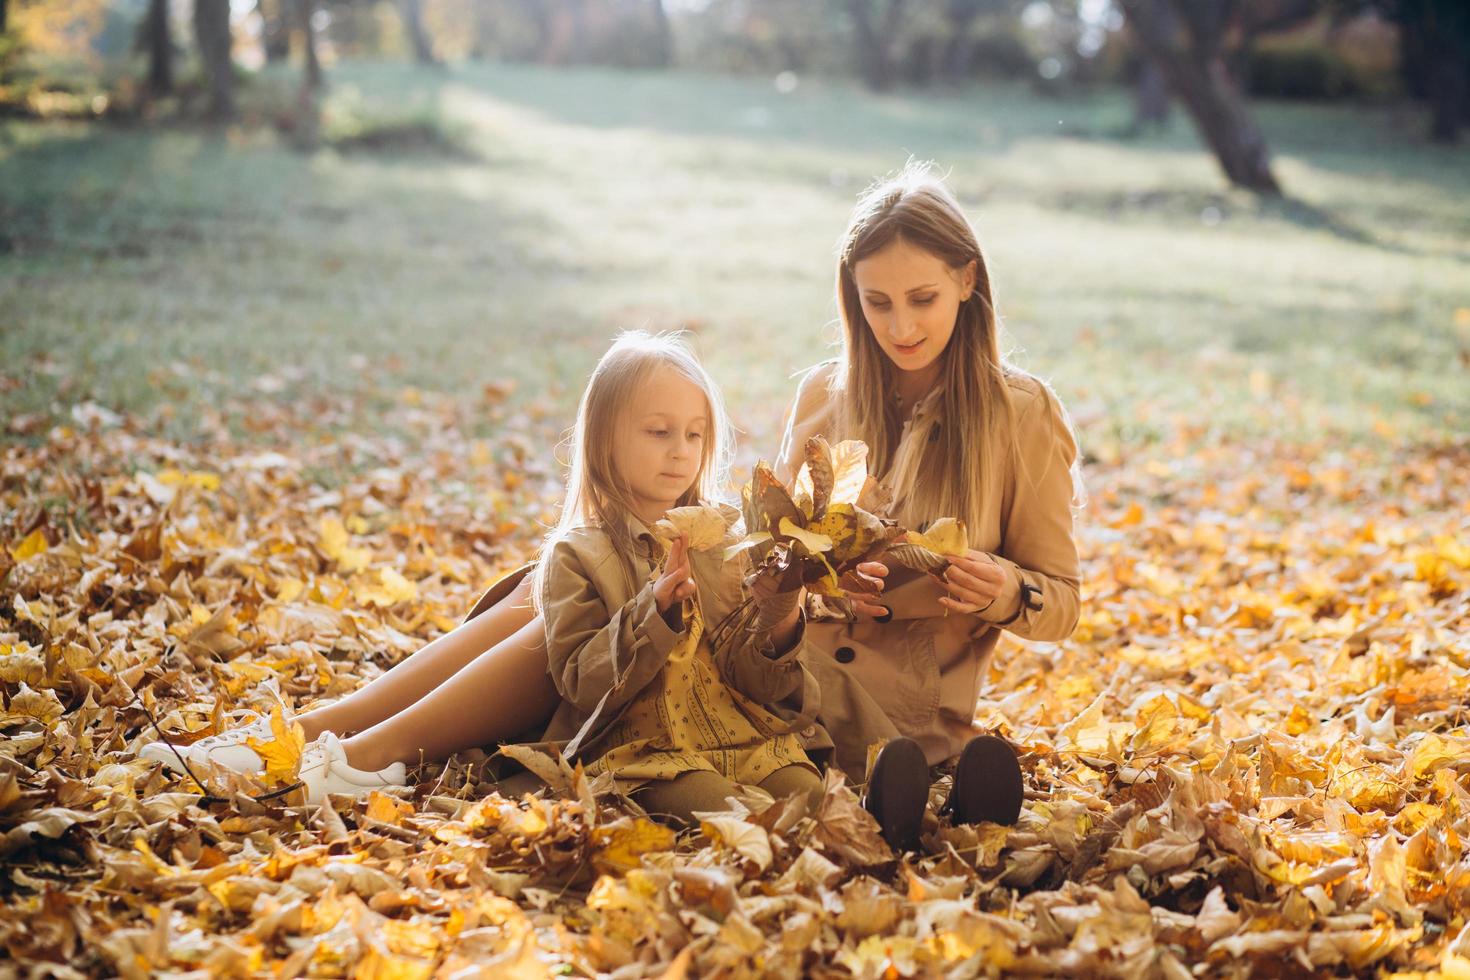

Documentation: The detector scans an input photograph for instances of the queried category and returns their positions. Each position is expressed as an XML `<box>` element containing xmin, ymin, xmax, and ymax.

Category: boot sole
<box><xmin>864</xmin><ymin>736</ymin><xmax>929</xmax><ymax>852</ymax></box>
<box><xmin>948</xmin><ymin>735</ymin><xmax>1023</xmax><ymax>826</ymax></box>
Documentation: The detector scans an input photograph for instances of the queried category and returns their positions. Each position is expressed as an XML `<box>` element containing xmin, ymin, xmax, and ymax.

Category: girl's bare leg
<box><xmin>295</xmin><ymin>576</ymin><xmax>539</xmax><ymax>743</ymax></box>
<box><xmin>337</xmin><ymin>617</ymin><xmax>560</xmax><ymax>772</ymax></box>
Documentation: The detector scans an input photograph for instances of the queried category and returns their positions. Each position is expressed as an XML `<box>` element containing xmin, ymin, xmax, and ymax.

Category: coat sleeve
<box><xmin>973</xmin><ymin>382</ymin><xmax>1082</xmax><ymax>641</ymax></box>
<box><xmin>540</xmin><ymin>538</ymin><xmax>684</xmax><ymax>717</ymax></box>
<box><xmin>712</xmin><ymin>555</ymin><xmax>821</xmax><ymax>729</ymax></box>
<box><xmin>716</xmin><ymin>610</ymin><xmax>808</xmax><ymax>705</ymax></box>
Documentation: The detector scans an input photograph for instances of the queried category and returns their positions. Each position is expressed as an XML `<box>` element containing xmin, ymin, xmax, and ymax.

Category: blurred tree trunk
<box><xmin>194</xmin><ymin>0</ymin><xmax>235</xmax><ymax>120</ymax></box>
<box><xmin>942</xmin><ymin>0</ymin><xmax>984</xmax><ymax>84</ymax></box>
<box><xmin>848</xmin><ymin>0</ymin><xmax>906</xmax><ymax>91</ymax></box>
<box><xmin>257</xmin><ymin>0</ymin><xmax>290</xmax><ymax>64</ymax></box>
<box><xmin>299</xmin><ymin>0</ymin><xmax>322</xmax><ymax>90</ymax></box>
<box><xmin>1121</xmin><ymin>0</ymin><xmax>1281</xmax><ymax>194</ymax></box>
<box><xmin>650</xmin><ymin>0</ymin><xmax>672</xmax><ymax>67</ymax></box>
<box><xmin>1394</xmin><ymin>0</ymin><xmax>1469</xmax><ymax>143</ymax></box>
<box><xmin>1133</xmin><ymin>60</ymin><xmax>1171</xmax><ymax>127</ymax></box>
<box><xmin>143</xmin><ymin>0</ymin><xmax>173</xmax><ymax>96</ymax></box>
<box><xmin>401</xmin><ymin>0</ymin><xmax>439</xmax><ymax>66</ymax></box>
<box><xmin>1</xmin><ymin>0</ymin><xmax>8</xmax><ymax>36</ymax></box>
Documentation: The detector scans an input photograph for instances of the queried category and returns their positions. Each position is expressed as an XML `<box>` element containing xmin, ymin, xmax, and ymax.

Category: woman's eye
<box><xmin>912</xmin><ymin>296</ymin><xmax>935</xmax><ymax>306</ymax></box>
<box><xmin>868</xmin><ymin>300</ymin><xmax>891</xmax><ymax>311</ymax></box>
<box><xmin>648</xmin><ymin>429</ymin><xmax>668</xmax><ymax>437</ymax></box>
<box><xmin>688</xmin><ymin>432</ymin><xmax>704</xmax><ymax>441</ymax></box>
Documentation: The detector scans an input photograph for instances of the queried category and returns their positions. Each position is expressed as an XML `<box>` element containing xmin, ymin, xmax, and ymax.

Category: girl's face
<box><xmin>853</xmin><ymin>237</ymin><xmax>976</xmax><ymax>382</ymax></box>
<box><xmin>614</xmin><ymin>365</ymin><xmax>709</xmax><ymax>523</ymax></box>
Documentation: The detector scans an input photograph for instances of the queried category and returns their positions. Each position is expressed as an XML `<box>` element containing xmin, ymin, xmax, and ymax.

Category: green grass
<box><xmin>2</xmin><ymin>60</ymin><xmax>1467</xmax><ymax>460</ymax></box>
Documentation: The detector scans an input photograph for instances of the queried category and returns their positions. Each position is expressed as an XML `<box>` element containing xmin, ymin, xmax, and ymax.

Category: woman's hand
<box><xmin>654</xmin><ymin>534</ymin><xmax>697</xmax><ymax>626</ymax></box>
<box><xmin>932</xmin><ymin>550</ymin><xmax>1010</xmax><ymax>615</ymax></box>
<box><xmin>841</xmin><ymin>560</ymin><xmax>889</xmax><ymax>619</ymax></box>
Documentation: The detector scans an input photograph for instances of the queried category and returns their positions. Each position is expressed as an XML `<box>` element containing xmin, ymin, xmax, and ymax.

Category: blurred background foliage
<box><xmin>0</xmin><ymin>1</ymin><xmax>1460</xmax><ymax>141</ymax></box>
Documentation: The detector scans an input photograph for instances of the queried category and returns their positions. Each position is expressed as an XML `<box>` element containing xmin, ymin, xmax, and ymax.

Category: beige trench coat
<box><xmin>773</xmin><ymin>360</ymin><xmax>1081</xmax><ymax>777</ymax></box>
<box><xmin>467</xmin><ymin>509</ymin><xmax>820</xmax><ymax>765</ymax></box>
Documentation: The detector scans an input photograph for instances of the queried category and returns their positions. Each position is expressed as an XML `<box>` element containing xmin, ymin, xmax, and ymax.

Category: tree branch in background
<box><xmin>1121</xmin><ymin>0</ymin><xmax>1283</xmax><ymax>194</ymax></box>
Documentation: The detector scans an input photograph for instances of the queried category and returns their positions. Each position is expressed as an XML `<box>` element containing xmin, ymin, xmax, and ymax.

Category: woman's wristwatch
<box><xmin>994</xmin><ymin>582</ymin><xmax>1043</xmax><ymax>626</ymax></box>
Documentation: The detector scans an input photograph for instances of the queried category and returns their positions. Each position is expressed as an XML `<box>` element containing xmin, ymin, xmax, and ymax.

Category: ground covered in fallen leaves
<box><xmin>2</xmin><ymin>393</ymin><xmax>1467</xmax><ymax>978</ymax></box>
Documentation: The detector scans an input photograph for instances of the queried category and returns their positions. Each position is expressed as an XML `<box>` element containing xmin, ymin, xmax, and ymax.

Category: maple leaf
<box><xmin>245</xmin><ymin>704</ymin><xmax>306</xmax><ymax>787</ymax></box>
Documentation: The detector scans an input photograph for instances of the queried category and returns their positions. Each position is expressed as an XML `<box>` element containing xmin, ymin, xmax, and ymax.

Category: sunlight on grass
<box><xmin>2</xmin><ymin>60</ymin><xmax>1466</xmax><ymax>457</ymax></box>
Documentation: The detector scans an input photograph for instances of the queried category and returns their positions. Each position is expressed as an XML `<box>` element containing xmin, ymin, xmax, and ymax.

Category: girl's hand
<box><xmin>841</xmin><ymin>560</ymin><xmax>889</xmax><ymax>619</ymax></box>
<box><xmin>932</xmin><ymin>550</ymin><xmax>1008</xmax><ymax>614</ymax></box>
<box><xmin>654</xmin><ymin>533</ymin><xmax>698</xmax><ymax>620</ymax></box>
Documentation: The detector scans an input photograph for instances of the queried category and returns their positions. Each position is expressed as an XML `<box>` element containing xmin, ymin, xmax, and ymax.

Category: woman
<box><xmin>771</xmin><ymin>163</ymin><xmax>1082</xmax><ymax>789</ymax></box>
<box><xmin>155</xmin><ymin>164</ymin><xmax>1081</xmax><ymax>829</ymax></box>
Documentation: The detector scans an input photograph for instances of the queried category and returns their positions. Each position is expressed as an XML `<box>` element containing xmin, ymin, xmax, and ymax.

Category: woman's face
<box><xmin>853</xmin><ymin>237</ymin><xmax>976</xmax><ymax>379</ymax></box>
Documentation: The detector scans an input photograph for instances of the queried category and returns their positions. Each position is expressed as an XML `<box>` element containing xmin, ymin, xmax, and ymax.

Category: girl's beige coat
<box><xmin>467</xmin><ymin>510</ymin><xmax>820</xmax><ymax>764</ymax></box>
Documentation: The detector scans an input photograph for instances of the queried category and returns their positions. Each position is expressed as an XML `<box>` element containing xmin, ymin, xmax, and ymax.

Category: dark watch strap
<box><xmin>995</xmin><ymin>583</ymin><xmax>1043</xmax><ymax>626</ymax></box>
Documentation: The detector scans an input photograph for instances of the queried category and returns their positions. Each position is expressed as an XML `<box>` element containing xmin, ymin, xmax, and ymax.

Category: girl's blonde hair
<box><xmin>533</xmin><ymin>330</ymin><xmax>734</xmax><ymax>601</ymax></box>
<box><xmin>833</xmin><ymin>162</ymin><xmax>1068</xmax><ymax>540</ymax></box>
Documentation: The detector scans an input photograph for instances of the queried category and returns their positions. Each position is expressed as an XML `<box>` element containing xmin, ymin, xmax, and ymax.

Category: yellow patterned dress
<box><xmin>584</xmin><ymin>604</ymin><xmax>818</xmax><ymax>793</ymax></box>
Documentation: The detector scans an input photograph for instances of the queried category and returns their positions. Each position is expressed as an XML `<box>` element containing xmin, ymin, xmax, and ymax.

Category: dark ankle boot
<box><xmin>938</xmin><ymin>735</ymin><xmax>1023</xmax><ymax>826</ymax></box>
<box><xmin>862</xmin><ymin>736</ymin><xmax>929</xmax><ymax>852</ymax></box>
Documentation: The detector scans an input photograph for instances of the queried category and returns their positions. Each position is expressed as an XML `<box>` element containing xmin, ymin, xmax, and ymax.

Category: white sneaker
<box><xmin>139</xmin><ymin>737</ymin><xmax>202</xmax><ymax>776</ymax></box>
<box><xmin>142</xmin><ymin>699</ymin><xmax>335</xmax><ymax>777</ymax></box>
<box><xmin>182</xmin><ymin>713</ymin><xmax>277</xmax><ymax>774</ymax></box>
<box><xmin>138</xmin><ymin>711</ymin><xmax>274</xmax><ymax>775</ymax></box>
<box><xmin>296</xmin><ymin>732</ymin><xmax>407</xmax><ymax>806</ymax></box>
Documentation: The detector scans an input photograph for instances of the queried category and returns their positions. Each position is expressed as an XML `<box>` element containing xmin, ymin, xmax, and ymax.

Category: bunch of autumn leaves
<box><xmin>653</xmin><ymin>436</ymin><xmax>970</xmax><ymax>652</ymax></box>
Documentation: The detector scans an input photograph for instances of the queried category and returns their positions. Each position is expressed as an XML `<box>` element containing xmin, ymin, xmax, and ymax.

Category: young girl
<box><xmin>143</xmin><ymin>333</ymin><xmax>928</xmax><ymax>832</ymax></box>
<box><xmin>517</xmin><ymin>331</ymin><xmax>827</xmax><ymax>824</ymax></box>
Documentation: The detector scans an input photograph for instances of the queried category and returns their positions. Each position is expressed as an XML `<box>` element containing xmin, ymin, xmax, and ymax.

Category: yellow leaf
<box><xmin>825</xmin><ymin>440</ymin><xmax>869</xmax><ymax>503</ymax></box>
<box><xmin>156</xmin><ymin>468</ymin><xmax>221</xmax><ymax>491</ymax></box>
<box><xmin>907</xmin><ymin>517</ymin><xmax>969</xmax><ymax>557</ymax></box>
<box><xmin>6</xmin><ymin>682</ymin><xmax>64</xmax><ymax>727</ymax></box>
<box><xmin>354</xmin><ymin>567</ymin><xmax>419</xmax><ymax>608</ymax></box>
<box><xmin>355</xmin><ymin>943</ymin><xmax>433</xmax><ymax>980</ymax></box>
<box><xmin>365</xmin><ymin>791</ymin><xmax>414</xmax><ymax>826</ymax></box>
<box><xmin>319</xmin><ymin>516</ymin><xmax>371</xmax><ymax>573</ymax></box>
<box><xmin>592</xmin><ymin>818</ymin><xmax>677</xmax><ymax>874</ymax></box>
<box><xmin>779</xmin><ymin>516</ymin><xmax>833</xmax><ymax>554</ymax></box>
<box><xmin>245</xmin><ymin>705</ymin><xmax>306</xmax><ymax>787</ymax></box>
<box><xmin>1407</xmin><ymin>734</ymin><xmax>1463</xmax><ymax>781</ymax></box>
<box><xmin>700</xmin><ymin>815</ymin><xmax>773</xmax><ymax>871</ymax></box>
<box><xmin>8</xmin><ymin>529</ymin><xmax>48</xmax><ymax>562</ymax></box>
<box><xmin>652</xmin><ymin>505</ymin><xmax>730</xmax><ymax>552</ymax></box>
<box><xmin>274</xmin><ymin>577</ymin><xmax>305</xmax><ymax>603</ymax></box>
<box><xmin>724</xmin><ymin>532</ymin><xmax>770</xmax><ymax>562</ymax></box>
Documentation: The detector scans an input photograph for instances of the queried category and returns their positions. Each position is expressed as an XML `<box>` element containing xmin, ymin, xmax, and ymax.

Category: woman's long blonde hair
<box><xmin>533</xmin><ymin>330</ymin><xmax>734</xmax><ymax>603</ymax></box>
<box><xmin>834</xmin><ymin>163</ymin><xmax>1029</xmax><ymax>541</ymax></box>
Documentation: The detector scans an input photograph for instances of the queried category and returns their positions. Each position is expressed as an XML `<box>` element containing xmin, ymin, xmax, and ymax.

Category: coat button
<box><xmin>834</xmin><ymin>646</ymin><xmax>855</xmax><ymax>664</ymax></box>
